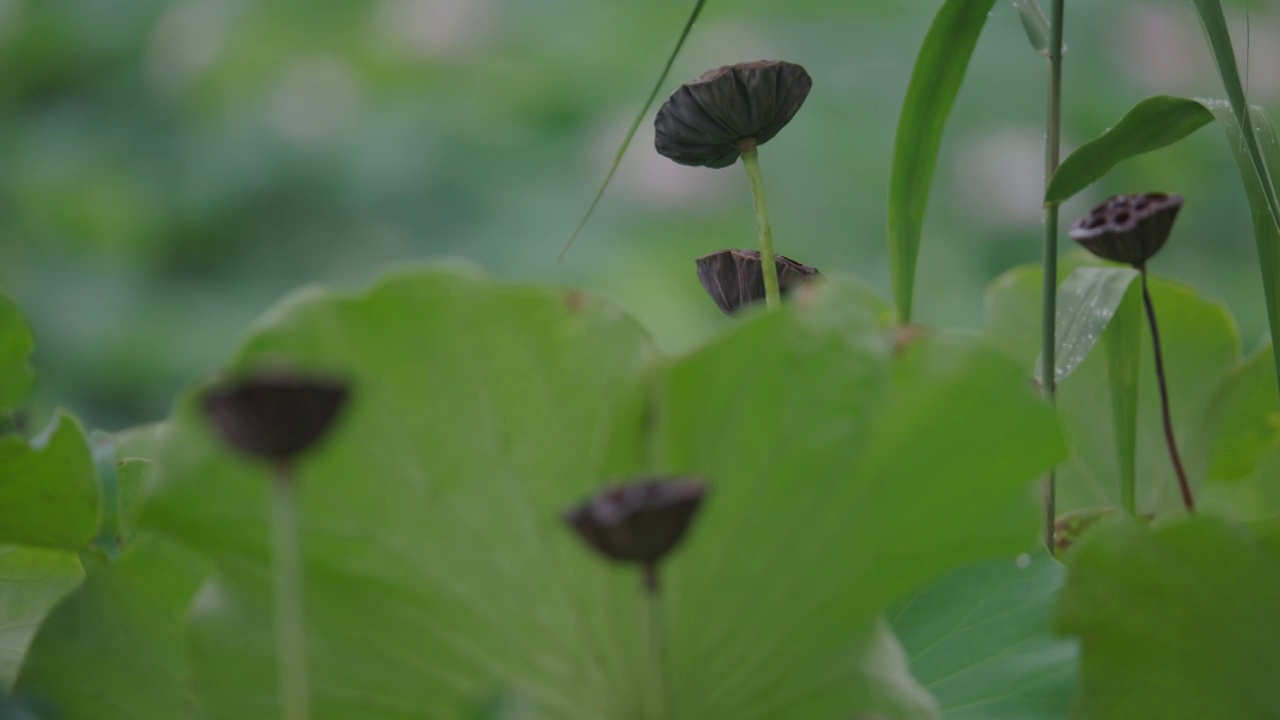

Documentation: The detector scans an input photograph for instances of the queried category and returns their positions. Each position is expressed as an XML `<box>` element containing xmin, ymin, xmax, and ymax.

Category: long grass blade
<box><xmin>1208</xmin><ymin>101</ymin><xmax>1280</xmax><ymax>396</ymax></box>
<box><xmin>1190</xmin><ymin>0</ymin><xmax>1280</xmax><ymax>231</ymax></box>
<box><xmin>886</xmin><ymin>0</ymin><xmax>998</xmax><ymax>322</ymax></box>
<box><xmin>558</xmin><ymin>0</ymin><xmax>707</xmax><ymax>261</ymax></box>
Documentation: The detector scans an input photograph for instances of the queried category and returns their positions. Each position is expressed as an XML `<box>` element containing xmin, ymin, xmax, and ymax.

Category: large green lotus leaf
<box><xmin>0</xmin><ymin>412</ymin><xmax>99</xmax><ymax>550</ymax></box>
<box><xmin>133</xmin><ymin>265</ymin><xmax>1061</xmax><ymax>719</ymax></box>
<box><xmin>655</xmin><ymin>318</ymin><xmax>1063</xmax><ymax>717</ymax></box>
<box><xmin>14</xmin><ymin>538</ymin><xmax>208</xmax><ymax>719</ymax></box>
<box><xmin>0</xmin><ymin>546</ymin><xmax>82</xmax><ymax>690</ymax></box>
<box><xmin>1053</xmin><ymin>516</ymin><xmax>1280</xmax><ymax>718</ymax></box>
<box><xmin>891</xmin><ymin>551</ymin><xmax>1076</xmax><ymax>719</ymax></box>
<box><xmin>0</xmin><ymin>291</ymin><xmax>34</xmax><ymax>414</ymax></box>
<box><xmin>985</xmin><ymin>264</ymin><xmax>1241</xmax><ymax>514</ymax></box>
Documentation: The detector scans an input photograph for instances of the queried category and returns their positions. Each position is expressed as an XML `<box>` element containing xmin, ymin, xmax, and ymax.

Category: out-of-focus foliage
<box><xmin>16</xmin><ymin>264</ymin><xmax>1065</xmax><ymax>719</ymax></box>
<box><xmin>0</xmin><ymin>0</ymin><xmax>1275</xmax><ymax>429</ymax></box>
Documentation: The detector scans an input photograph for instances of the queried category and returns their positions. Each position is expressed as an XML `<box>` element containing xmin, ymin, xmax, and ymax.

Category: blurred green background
<box><xmin>1</xmin><ymin>0</ymin><xmax>1276</xmax><ymax>430</ymax></box>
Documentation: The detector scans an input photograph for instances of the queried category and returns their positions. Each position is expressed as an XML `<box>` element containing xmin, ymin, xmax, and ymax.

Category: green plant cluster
<box><xmin>2</xmin><ymin>0</ymin><xmax>1280</xmax><ymax>718</ymax></box>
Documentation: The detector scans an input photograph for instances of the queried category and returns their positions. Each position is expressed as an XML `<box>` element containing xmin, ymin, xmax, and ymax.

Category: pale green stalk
<box><xmin>271</xmin><ymin>465</ymin><xmax>311</xmax><ymax>720</ymax></box>
<box><xmin>741</xmin><ymin>148</ymin><xmax>780</xmax><ymax>308</ymax></box>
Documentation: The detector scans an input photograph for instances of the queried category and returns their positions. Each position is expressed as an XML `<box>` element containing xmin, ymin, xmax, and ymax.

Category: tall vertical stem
<box><xmin>1140</xmin><ymin>268</ymin><xmax>1196</xmax><ymax>512</ymax></box>
<box><xmin>740</xmin><ymin>146</ymin><xmax>780</xmax><ymax>308</ymax></box>
<box><xmin>1040</xmin><ymin>0</ymin><xmax>1066</xmax><ymax>551</ymax></box>
<box><xmin>640</xmin><ymin>565</ymin><xmax>669</xmax><ymax>720</ymax></box>
<box><xmin>271</xmin><ymin>464</ymin><xmax>312</xmax><ymax>720</ymax></box>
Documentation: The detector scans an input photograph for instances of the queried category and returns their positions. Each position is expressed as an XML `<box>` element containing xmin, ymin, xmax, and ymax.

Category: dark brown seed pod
<box><xmin>654</xmin><ymin>60</ymin><xmax>812</xmax><ymax>168</ymax></box>
<box><xmin>696</xmin><ymin>249</ymin><xmax>821</xmax><ymax>315</ymax></box>
<box><xmin>1068</xmin><ymin>192</ymin><xmax>1183</xmax><ymax>267</ymax></box>
<box><xmin>202</xmin><ymin>371</ymin><xmax>350</xmax><ymax>465</ymax></box>
<box><xmin>563</xmin><ymin>476</ymin><xmax>707</xmax><ymax>566</ymax></box>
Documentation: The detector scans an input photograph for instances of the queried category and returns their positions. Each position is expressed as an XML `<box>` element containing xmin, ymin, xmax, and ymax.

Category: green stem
<box><xmin>641</xmin><ymin>564</ymin><xmax>668</xmax><ymax>720</ymax></box>
<box><xmin>271</xmin><ymin>464</ymin><xmax>311</xmax><ymax>720</ymax></box>
<box><xmin>740</xmin><ymin>147</ymin><xmax>780</xmax><ymax>309</ymax></box>
<box><xmin>1040</xmin><ymin>0</ymin><xmax>1065</xmax><ymax>552</ymax></box>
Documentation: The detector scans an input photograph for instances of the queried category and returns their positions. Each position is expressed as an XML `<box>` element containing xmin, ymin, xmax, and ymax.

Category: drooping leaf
<box><xmin>1009</xmin><ymin>0</ymin><xmax>1050</xmax><ymax>55</ymax></box>
<box><xmin>14</xmin><ymin>538</ymin><xmax>208</xmax><ymax>720</ymax></box>
<box><xmin>887</xmin><ymin>0</ymin><xmax>997</xmax><ymax>322</ymax></box>
<box><xmin>1054</xmin><ymin>516</ymin><xmax>1280</xmax><ymax>719</ymax></box>
<box><xmin>0</xmin><ymin>547</ymin><xmax>82</xmax><ymax>690</ymax></box>
<box><xmin>559</xmin><ymin>0</ymin><xmax>706</xmax><ymax>260</ymax></box>
<box><xmin>0</xmin><ymin>412</ymin><xmax>99</xmax><ymax>550</ymax></box>
<box><xmin>1045</xmin><ymin>96</ymin><xmax>1213</xmax><ymax>204</ymax></box>
<box><xmin>891</xmin><ymin>551</ymin><xmax>1078</xmax><ymax>719</ymax></box>
<box><xmin>0</xmin><ymin>292</ymin><xmax>34</xmax><ymax>415</ymax></box>
<box><xmin>1034</xmin><ymin>267</ymin><xmax>1139</xmax><ymax>385</ymax></box>
<box><xmin>128</xmin><ymin>265</ymin><xmax>1060</xmax><ymax>718</ymax></box>
<box><xmin>986</xmin><ymin>264</ymin><xmax>1241</xmax><ymax>515</ymax></box>
<box><xmin>1208</xmin><ymin>101</ymin><xmax>1280</xmax><ymax>399</ymax></box>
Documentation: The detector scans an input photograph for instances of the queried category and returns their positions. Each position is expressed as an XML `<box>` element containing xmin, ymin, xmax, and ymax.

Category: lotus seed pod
<box><xmin>563</xmin><ymin>476</ymin><xmax>707</xmax><ymax>566</ymax></box>
<box><xmin>654</xmin><ymin>60</ymin><xmax>812</xmax><ymax>168</ymax></box>
<box><xmin>202</xmin><ymin>371</ymin><xmax>350</xmax><ymax>465</ymax></box>
<box><xmin>1068</xmin><ymin>192</ymin><xmax>1183</xmax><ymax>267</ymax></box>
<box><xmin>696</xmin><ymin>249</ymin><xmax>821</xmax><ymax>315</ymax></box>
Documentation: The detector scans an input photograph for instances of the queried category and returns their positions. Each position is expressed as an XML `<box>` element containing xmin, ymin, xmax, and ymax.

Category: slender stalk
<box><xmin>1039</xmin><ymin>0</ymin><xmax>1066</xmax><ymax>552</ymax></box>
<box><xmin>740</xmin><ymin>145</ymin><xmax>780</xmax><ymax>308</ymax></box>
<box><xmin>640</xmin><ymin>564</ymin><xmax>669</xmax><ymax>720</ymax></box>
<box><xmin>1140</xmin><ymin>269</ymin><xmax>1196</xmax><ymax>512</ymax></box>
<box><xmin>271</xmin><ymin>463</ymin><xmax>312</xmax><ymax>720</ymax></box>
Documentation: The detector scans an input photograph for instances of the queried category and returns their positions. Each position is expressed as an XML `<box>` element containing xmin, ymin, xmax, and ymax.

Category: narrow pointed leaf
<box><xmin>1010</xmin><ymin>0</ymin><xmax>1051</xmax><ymax>55</ymax></box>
<box><xmin>887</xmin><ymin>0</ymin><xmax>997</xmax><ymax>322</ymax></box>
<box><xmin>1045</xmin><ymin>96</ymin><xmax>1213</xmax><ymax>204</ymax></box>
<box><xmin>559</xmin><ymin>0</ymin><xmax>706</xmax><ymax>260</ymax></box>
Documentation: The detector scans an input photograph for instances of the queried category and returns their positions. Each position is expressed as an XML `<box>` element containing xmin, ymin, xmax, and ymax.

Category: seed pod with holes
<box><xmin>695</xmin><ymin>249</ymin><xmax>821</xmax><ymax>315</ymax></box>
<box><xmin>202</xmin><ymin>371</ymin><xmax>351</xmax><ymax>465</ymax></box>
<box><xmin>563</xmin><ymin>476</ymin><xmax>707</xmax><ymax>566</ymax></box>
<box><xmin>654</xmin><ymin>60</ymin><xmax>812</xmax><ymax>169</ymax></box>
<box><xmin>1068</xmin><ymin>192</ymin><xmax>1183</xmax><ymax>267</ymax></box>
